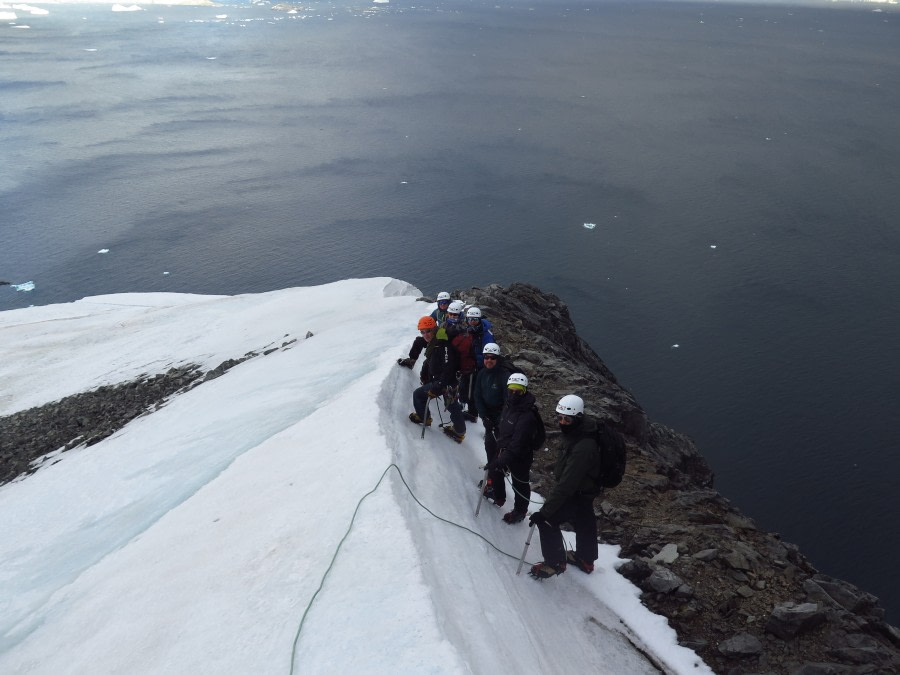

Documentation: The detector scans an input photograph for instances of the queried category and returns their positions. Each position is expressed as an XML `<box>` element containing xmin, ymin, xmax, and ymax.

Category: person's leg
<box><xmin>573</xmin><ymin>495</ymin><xmax>599</xmax><ymax>563</ymax></box>
<box><xmin>447</xmin><ymin>398</ymin><xmax>466</xmax><ymax>435</ymax></box>
<box><xmin>412</xmin><ymin>384</ymin><xmax>430</xmax><ymax>419</ymax></box>
<box><xmin>509</xmin><ymin>459</ymin><xmax>531</xmax><ymax>514</ymax></box>
<box><xmin>536</xmin><ymin>516</ymin><xmax>566</xmax><ymax>567</ymax></box>
<box><xmin>484</xmin><ymin>428</ymin><xmax>505</xmax><ymax>502</ymax></box>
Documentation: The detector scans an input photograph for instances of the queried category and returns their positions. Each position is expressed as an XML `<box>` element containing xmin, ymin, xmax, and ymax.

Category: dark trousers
<box><xmin>493</xmin><ymin>456</ymin><xmax>530</xmax><ymax>513</ymax></box>
<box><xmin>413</xmin><ymin>383</ymin><xmax>465</xmax><ymax>435</ymax></box>
<box><xmin>536</xmin><ymin>494</ymin><xmax>598</xmax><ymax>567</ymax></box>
<box><xmin>459</xmin><ymin>371</ymin><xmax>478</xmax><ymax>417</ymax></box>
<box><xmin>483</xmin><ymin>421</ymin><xmax>503</xmax><ymax>495</ymax></box>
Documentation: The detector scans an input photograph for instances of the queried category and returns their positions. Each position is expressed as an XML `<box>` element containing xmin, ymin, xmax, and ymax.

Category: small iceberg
<box><xmin>215</xmin><ymin>14</ymin><xmax>228</xmax><ymax>19</ymax></box>
<box><xmin>12</xmin><ymin>281</ymin><xmax>35</xmax><ymax>292</ymax></box>
<box><xmin>671</xmin><ymin>344</ymin><xmax>680</xmax><ymax>349</ymax></box>
<box><xmin>373</xmin><ymin>0</ymin><xmax>389</xmax><ymax>3</ymax></box>
<box><xmin>583</xmin><ymin>222</ymin><xmax>596</xmax><ymax>230</ymax></box>
<box><xmin>710</xmin><ymin>244</ymin><xmax>717</xmax><ymax>249</ymax></box>
<box><xmin>98</xmin><ymin>248</ymin><xmax>110</xmax><ymax>254</ymax></box>
<box><xmin>111</xmin><ymin>4</ymin><xmax>143</xmax><ymax>12</ymax></box>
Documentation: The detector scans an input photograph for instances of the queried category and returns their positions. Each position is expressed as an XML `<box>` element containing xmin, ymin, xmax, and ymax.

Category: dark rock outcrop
<box><xmin>0</xmin><ymin>338</ymin><xmax>298</xmax><ymax>486</ymax></box>
<box><xmin>454</xmin><ymin>283</ymin><xmax>900</xmax><ymax>675</ymax></box>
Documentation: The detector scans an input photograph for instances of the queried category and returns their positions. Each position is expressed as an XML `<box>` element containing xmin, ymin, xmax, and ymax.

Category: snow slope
<box><xmin>0</xmin><ymin>278</ymin><xmax>710</xmax><ymax>674</ymax></box>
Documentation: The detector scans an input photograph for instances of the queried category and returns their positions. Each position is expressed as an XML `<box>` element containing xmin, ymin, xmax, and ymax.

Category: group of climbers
<box><xmin>398</xmin><ymin>292</ymin><xmax>624</xmax><ymax>582</ymax></box>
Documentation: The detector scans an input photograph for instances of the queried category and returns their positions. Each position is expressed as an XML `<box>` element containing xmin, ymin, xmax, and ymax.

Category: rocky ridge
<box><xmin>454</xmin><ymin>283</ymin><xmax>900</xmax><ymax>675</ymax></box>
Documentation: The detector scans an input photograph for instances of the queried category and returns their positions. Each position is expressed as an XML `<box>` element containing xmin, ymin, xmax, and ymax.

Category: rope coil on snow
<box><xmin>288</xmin><ymin>462</ymin><xmax>528</xmax><ymax>674</ymax></box>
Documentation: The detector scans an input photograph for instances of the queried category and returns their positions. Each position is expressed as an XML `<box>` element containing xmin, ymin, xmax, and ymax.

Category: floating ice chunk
<box><xmin>111</xmin><ymin>4</ymin><xmax>143</xmax><ymax>12</ymax></box>
<box><xmin>13</xmin><ymin>4</ymin><xmax>49</xmax><ymax>14</ymax></box>
<box><xmin>373</xmin><ymin>0</ymin><xmax>389</xmax><ymax>3</ymax></box>
<box><xmin>84</xmin><ymin>48</ymin><xmax>98</xmax><ymax>52</ymax></box>
<box><xmin>12</xmin><ymin>281</ymin><xmax>35</xmax><ymax>292</ymax></box>
<box><xmin>671</xmin><ymin>344</ymin><xmax>680</xmax><ymax>349</ymax></box>
<box><xmin>98</xmin><ymin>248</ymin><xmax>110</xmax><ymax>254</ymax></box>
<box><xmin>215</xmin><ymin>13</ymin><xmax>227</xmax><ymax>18</ymax></box>
<box><xmin>163</xmin><ymin>271</ymin><xmax>170</xmax><ymax>275</ymax></box>
<box><xmin>0</xmin><ymin>11</ymin><xmax>17</xmax><ymax>19</ymax></box>
<box><xmin>206</xmin><ymin>56</ymin><xmax>217</xmax><ymax>60</ymax></box>
<box><xmin>710</xmin><ymin>244</ymin><xmax>717</xmax><ymax>249</ymax></box>
<box><xmin>400</xmin><ymin>180</ymin><xmax>408</xmax><ymax>184</ymax></box>
<box><xmin>583</xmin><ymin>223</ymin><xmax>596</xmax><ymax>230</ymax></box>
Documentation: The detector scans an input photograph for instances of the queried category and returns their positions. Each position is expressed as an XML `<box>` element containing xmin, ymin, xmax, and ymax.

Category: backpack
<box><xmin>594</xmin><ymin>423</ymin><xmax>626</xmax><ymax>488</ymax></box>
<box><xmin>528</xmin><ymin>406</ymin><xmax>547</xmax><ymax>452</ymax></box>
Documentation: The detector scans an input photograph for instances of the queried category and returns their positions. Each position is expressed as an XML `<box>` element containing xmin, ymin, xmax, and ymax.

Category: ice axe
<box><xmin>421</xmin><ymin>397</ymin><xmax>431</xmax><ymax>439</ymax></box>
<box><xmin>474</xmin><ymin>466</ymin><xmax>489</xmax><ymax>518</ymax></box>
<box><xmin>516</xmin><ymin>523</ymin><xmax>536</xmax><ymax>576</ymax></box>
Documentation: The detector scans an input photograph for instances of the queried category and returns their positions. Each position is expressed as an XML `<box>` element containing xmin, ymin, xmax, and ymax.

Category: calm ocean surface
<box><xmin>2</xmin><ymin>0</ymin><xmax>898</xmax><ymax>619</ymax></box>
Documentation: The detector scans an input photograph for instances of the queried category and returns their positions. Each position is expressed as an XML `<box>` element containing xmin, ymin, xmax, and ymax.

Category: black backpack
<box><xmin>528</xmin><ymin>406</ymin><xmax>547</xmax><ymax>452</ymax></box>
<box><xmin>594</xmin><ymin>422</ymin><xmax>626</xmax><ymax>488</ymax></box>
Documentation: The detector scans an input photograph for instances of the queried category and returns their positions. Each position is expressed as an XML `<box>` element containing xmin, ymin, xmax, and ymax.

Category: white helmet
<box><xmin>466</xmin><ymin>306</ymin><xmax>482</xmax><ymax>319</ymax></box>
<box><xmin>436</xmin><ymin>291</ymin><xmax>451</xmax><ymax>302</ymax></box>
<box><xmin>447</xmin><ymin>300</ymin><xmax>465</xmax><ymax>315</ymax></box>
<box><xmin>556</xmin><ymin>394</ymin><xmax>584</xmax><ymax>416</ymax></box>
<box><xmin>507</xmin><ymin>372</ymin><xmax>529</xmax><ymax>388</ymax></box>
<box><xmin>482</xmin><ymin>342</ymin><xmax>501</xmax><ymax>356</ymax></box>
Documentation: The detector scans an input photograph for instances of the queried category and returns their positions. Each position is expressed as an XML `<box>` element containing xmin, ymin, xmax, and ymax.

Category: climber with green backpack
<box><xmin>528</xmin><ymin>394</ymin><xmax>626</xmax><ymax>580</ymax></box>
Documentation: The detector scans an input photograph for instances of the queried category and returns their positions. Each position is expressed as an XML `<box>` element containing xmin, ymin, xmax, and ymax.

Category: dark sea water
<box><xmin>2</xmin><ymin>0</ymin><xmax>898</xmax><ymax>620</ymax></box>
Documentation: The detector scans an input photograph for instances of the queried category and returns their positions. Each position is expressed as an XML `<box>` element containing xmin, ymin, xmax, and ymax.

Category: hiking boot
<box><xmin>491</xmin><ymin>498</ymin><xmax>505</xmax><ymax>508</ymax></box>
<box><xmin>442</xmin><ymin>427</ymin><xmax>465</xmax><ymax>443</ymax></box>
<box><xmin>408</xmin><ymin>412</ymin><xmax>432</xmax><ymax>426</ymax></box>
<box><xmin>566</xmin><ymin>550</ymin><xmax>595</xmax><ymax>574</ymax></box>
<box><xmin>502</xmin><ymin>509</ymin><xmax>527</xmax><ymax>524</ymax></box>
<box><xmin>529</xmin><ymin>561</ymin><xmax>566</xmax><ymax>580</ymax></box>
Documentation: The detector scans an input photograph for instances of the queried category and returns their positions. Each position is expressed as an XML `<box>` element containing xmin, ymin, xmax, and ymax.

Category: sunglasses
<box><xmin>482</xmin><ymin>355</ymin><xmax>498</xmax><ymax>361</ymax></box>
<box><xmin>438</xmin><ymin>300</ymin><xmax>450</xmax><ymax>306</ymax></box>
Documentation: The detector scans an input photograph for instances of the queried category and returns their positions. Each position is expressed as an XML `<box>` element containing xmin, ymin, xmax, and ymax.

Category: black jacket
<box><xmin>541</xmin><ymin>417</ymin><xmax>603</xmax><ymax>518</ymax></box>
<box><xmin>424</xmin><ymin>327</ymin><xmax>460</xmax><ymax>389</ymax></box>
<box><xmin>473</xmin><ymin>359</ymin><xmax>513</xmax><ymax>424</ymax></box>
<box><xmin>496</xmin><ymin>390</ymin><xmax>537</xmax><ymax>465</ymax></box>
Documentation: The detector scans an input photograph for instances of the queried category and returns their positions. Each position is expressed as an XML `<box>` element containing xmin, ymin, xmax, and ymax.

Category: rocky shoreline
<box><xmin>2</xmin><ymin>283</ymin><xmax>898</xmax><ymax>673</ymax></box>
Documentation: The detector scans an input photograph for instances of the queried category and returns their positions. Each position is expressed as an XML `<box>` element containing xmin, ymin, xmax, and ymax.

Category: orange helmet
<box><xmin>417</xmin><ymin>316</ymin><xmax>437</xmax><ymax>331</ymax></box>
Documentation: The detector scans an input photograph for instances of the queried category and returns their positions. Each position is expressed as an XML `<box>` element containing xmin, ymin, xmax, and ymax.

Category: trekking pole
<box><xmin>474</xmin><ymin>466</ymin><xmax>489</xmax><ymax>518</ymax></box>
<box><xmin>421</xmin><ymin>398</ymin><xmax>431</xmax><ymax>440</ymax></box>
<box><xmin>516</xmin><ymin>523</ymin><xmax>536</xmax><ymax>576</ymax></box>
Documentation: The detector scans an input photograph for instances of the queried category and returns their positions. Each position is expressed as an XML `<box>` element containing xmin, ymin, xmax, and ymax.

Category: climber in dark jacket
<box><xmin>528</xmin><ymin>394</ymin><xmax>605</xmax><ymax>580</ymax></box>
<box><xmin>397</xmin><ymin>292</ymin><xmax>452</xmax><ymax>378</ymax></box>
<box><xmin>473</xmin><ymin>342</ymin><xmax>512</xmax><ymax>502</ymax></box>
<box><xmin>487</xmin><ymin>372</ymin><xmax>536</xmax><ymax>524</ymax></box>
<box><xmin>409</xmin><ymin>319</ymin><xmax>466</xmax><ymax>441</ymax></box>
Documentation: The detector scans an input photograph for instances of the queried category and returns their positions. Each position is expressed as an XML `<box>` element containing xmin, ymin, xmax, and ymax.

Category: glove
<box><xmin>427</xmin><ymin>386</ymin><xmax>444</xmax><ymax>399</ymax></box>
<box><xmin>397</xmin><ymin>357</ymin><xmax>415</xmax><ymax>369</ymax></box>
<box><xmin>486</xmin><ymin>453</ymin><xmax>508</xmax><ymax>472</ymax></box>
<box><xmin>528</xmin><ymin>511</ymin><xmax>547</xmax><ymax>527</ymax></box>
